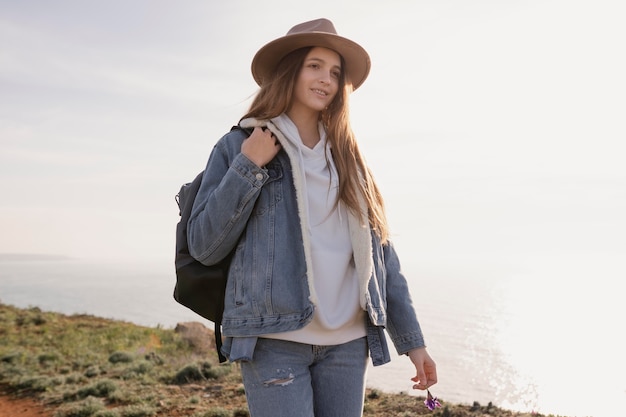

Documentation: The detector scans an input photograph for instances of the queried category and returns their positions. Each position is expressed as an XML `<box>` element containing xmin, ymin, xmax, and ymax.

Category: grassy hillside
<box><xmin>0</xmin><ymin>303</ymin><xmax>564</xmax><ymax>417</ymax></box>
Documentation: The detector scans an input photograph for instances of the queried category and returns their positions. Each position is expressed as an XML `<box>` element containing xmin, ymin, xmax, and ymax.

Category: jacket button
<box><xmin>255</xmin><ymin>173</ymin><xmax>263</xmax><ymax>181</ymax></box>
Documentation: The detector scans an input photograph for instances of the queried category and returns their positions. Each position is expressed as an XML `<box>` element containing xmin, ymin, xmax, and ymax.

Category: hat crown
<box><xmin>287</xmin><ymin>18</ymin><xmax>338</xmax><ymax>36</ymax></box>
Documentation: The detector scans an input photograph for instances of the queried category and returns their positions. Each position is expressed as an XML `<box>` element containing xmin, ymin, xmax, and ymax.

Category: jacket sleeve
<box><xmin>187</xmin><ymin>131</ymin><xmax>269</xmax><ymax>265</ymax></box>
<box><xmin>382</xmin><ymin>240</ymin><xmax>427</xmax><ymax>355</ymax></box>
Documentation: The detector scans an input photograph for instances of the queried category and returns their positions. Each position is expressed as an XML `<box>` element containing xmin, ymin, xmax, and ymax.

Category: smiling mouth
<box><xmin>312</xmin><ymin>89</ymin><xmax>328</xmax><ymax>96</ymax></box>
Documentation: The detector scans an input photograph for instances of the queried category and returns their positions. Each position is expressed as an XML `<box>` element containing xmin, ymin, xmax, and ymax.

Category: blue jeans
<box><xmin>240</xmin><ymin>337</ymin><xmax>369</xmax><ymax>417</ymax></box>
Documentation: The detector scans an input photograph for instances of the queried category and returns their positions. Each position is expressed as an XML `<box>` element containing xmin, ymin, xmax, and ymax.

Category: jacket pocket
<box><xmin>229</xmin><ymin>240</ymin><xmax>246</xmax><ymax>307</ymax></box>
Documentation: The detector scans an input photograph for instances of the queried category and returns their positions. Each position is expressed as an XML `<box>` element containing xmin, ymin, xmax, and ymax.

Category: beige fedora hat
<box><xmin>251</xmin><ymin>18</ymin><xmax>371</xmax><ymax>90</ymax></box>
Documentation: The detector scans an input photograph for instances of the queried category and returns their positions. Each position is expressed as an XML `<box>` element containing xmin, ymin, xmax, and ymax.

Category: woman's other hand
<box><xmin>408</xmin><ymin>347</ymin><xmax>437</xmax><ymax>390</ymax></box>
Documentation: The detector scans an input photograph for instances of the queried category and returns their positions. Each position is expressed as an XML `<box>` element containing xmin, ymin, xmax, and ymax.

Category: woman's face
<box><xmin>290</xmin><ymin>47</ymin><xmax>341</xmax><ymax>118</ymax></box>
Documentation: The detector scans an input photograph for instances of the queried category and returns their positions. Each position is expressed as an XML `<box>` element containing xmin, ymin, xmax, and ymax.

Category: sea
<box><xmin>1</xmin><ymin>254</ymin><xmax>624</xmax><ymax>417</ymax></box>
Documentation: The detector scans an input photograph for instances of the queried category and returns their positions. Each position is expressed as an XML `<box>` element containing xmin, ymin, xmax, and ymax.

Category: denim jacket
<box><xmin>188</xmin><ymin>118</ymin><xmax>425</xmax><ymax>366</ymax></box>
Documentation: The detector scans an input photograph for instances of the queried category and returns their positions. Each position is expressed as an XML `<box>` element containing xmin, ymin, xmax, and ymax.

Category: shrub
<box><xmin>171</xmin><ymin>361</ymin><xmax>231</xmax><ymax>384</ymax></box>
<box><xmin>32</xmin><ymin>314</ymin><xmax>47</xmax><ymax>325</ymax></box>
<box><xmin>38</xmin><ymin>352</ymin><xmax>60</xmax><ymax>366</ymax></box>
<box><xmin>118</xmin><ymin>404</ymin><xmax>157</xmax><ymax>417</ymax></box>
<box><xmin>94</xmin><ymin>411</ymin><xmax>120</xmax><ymax>417</ymax></box>
<box><xmin>65</xmin><ymin>373</ymin><xmax>87</xmax><ymax>384</ymax></box>
<box><xmin>200</xmin><ymin>362</ymin><xmax>221</xmax><ymax>380</ymax></box>
<box><xmin>84</xmin><ymin>365</ymin><xmax>101</xmax><ymax>378</ymax></box>
<box><xmin>55</xmin><ymin>396</ymin><xmax>105</xmax><ymax>417</ymax></box>
<box><xmin>367</xmin><ymin>389</ymin><xmax>381</xmax><ymax>400</ymax></box>
<box><xmin>173</xmin><ymin>364</ymin><xmax>204</xmax><ymax>384</ymax></box>
<box><xmin>76</xmin><ymin>379</ymin><xmax>117</xmax><ymax>399</ymax></box>
<box><xmin>143</xmin><ymin>352</ymin><xmax>163</xmax><ymax>365</ymax></box>
<box><xmin>106</xmin><ymin>389</ymin><xmax>133</xmax><ymax>405</ymax></box>
<box><xmin>129</xmin><ymin>360</ymin><xmax>152</xmax><ymax>375</ymax></box>
<box><xmin>200</xmin><ymin>408</ymin><xmax>230</xmax><ymax>417</ymax></box>
<box><xmin>109</xmin><ymin>352</ymin><xmax>134</xmax><ymax>364</ymax></box>
<box><xmin>16</xmin><ymin>375</ymin><xmax>62</xmax><ymax>392</ymax></box>
<box><xmin>0</xmin><ymin>363</ymin><xmax>25</xmax><ymax>381</ymax></box>
<box><xmin>1</xmin><ymin>352</ymin><xmax>23</xmax><ymax>364</ymax></box>
<box><xmin>207</xmin><ymin>361</ymin><xmax>234</xmax><ymax>379</ymax></box>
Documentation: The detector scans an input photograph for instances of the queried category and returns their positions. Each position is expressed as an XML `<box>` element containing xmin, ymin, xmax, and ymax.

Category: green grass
<box><xmin>0</xmin><ymin>303</ymin><xmax>568</xmax><ymax>417</ymax></box>
<box><xmin>0</xmin><ymin>303</ymin><xmax>241</xmax><ymax>416</ymax></box>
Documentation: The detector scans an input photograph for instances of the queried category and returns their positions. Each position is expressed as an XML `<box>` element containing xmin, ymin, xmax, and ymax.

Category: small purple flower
<box><xmin>424</xmin><ymin>389</ymin><xmax>442</xmax><ymax>411</ymax></box>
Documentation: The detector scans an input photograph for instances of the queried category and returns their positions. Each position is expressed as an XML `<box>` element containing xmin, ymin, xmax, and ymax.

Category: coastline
<box><xmin>0</xmin><ymin>302</ymin><xmax>569</xmax><ymax>417</ymax></box>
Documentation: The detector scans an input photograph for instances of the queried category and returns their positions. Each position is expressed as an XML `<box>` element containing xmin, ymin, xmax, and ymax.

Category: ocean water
<box><xmin>1</xmin><ymin>255</ymin><xmax>624</xmax><ymax>417</ymax></box>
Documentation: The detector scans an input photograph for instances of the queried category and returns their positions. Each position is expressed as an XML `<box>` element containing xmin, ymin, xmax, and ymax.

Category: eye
<box><xmin>331</xmin><ymin>70</ymin><xmax>341</xmax><ymax>79</ymax></box>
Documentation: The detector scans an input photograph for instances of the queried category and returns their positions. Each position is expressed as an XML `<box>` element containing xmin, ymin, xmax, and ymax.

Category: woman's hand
<box><xmin>408</xmin><ymin>347</ymin><xmax>437</xmax><ymax>390</ymax></box>
<box><xmin>241</xmin><ymin>126</ymin><xmax>281</xmax><ymax>167</ymax></box>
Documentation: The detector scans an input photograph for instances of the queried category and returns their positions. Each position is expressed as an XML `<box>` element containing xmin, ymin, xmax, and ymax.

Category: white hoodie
<box><xmin>262</xmin><ymin>114</ymin><xmax>366</xmax><ymax>345</ymax></box>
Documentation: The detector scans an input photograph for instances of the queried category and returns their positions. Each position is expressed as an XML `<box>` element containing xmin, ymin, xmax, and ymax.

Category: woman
<box><xmin>188</xmin><ymin>18</ymin><xmax>437</xmax><ymax>417</ymax></box>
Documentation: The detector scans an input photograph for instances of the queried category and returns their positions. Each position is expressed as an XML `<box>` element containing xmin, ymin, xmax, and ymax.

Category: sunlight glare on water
<box><xmin>489</xmin><ymin>254</ymin><xmax>626</xmax><ymax>417</ymax></box>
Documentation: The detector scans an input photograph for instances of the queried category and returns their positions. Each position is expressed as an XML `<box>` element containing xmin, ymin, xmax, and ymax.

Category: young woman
<box><xmin>188</xmin><ymin>18</ymin><xmax>437</xmax><ymax>417</ymax></box>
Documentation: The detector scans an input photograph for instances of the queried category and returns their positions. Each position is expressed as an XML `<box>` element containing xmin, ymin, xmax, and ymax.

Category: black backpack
<box><xmin>173</xmin><ymin>126</ymin><xmax>250</xmax><ymax>363</ymax></box>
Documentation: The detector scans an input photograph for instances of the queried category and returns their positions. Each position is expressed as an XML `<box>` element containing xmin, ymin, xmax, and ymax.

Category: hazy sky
<box><xmin>1</xmin><ymin>0</ymin><xmax>624</xmax><ymax>263</ymax></box>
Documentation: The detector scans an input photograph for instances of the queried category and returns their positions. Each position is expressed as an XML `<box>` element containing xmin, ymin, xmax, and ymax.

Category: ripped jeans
<box><xmin>240</xmin><ymin>337</ymin><xmax>369</xmax><ymax>417</ymax></box>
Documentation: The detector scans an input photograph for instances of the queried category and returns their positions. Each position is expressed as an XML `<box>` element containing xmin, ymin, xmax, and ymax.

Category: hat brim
<box><xmin>251</xmin><ymin>32</ymin><xmax>371</xmax><ymax>90</ymax></box>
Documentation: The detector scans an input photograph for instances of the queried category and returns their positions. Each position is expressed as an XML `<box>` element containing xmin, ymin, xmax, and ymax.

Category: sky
<box><xmin>1</xmin><ymin>0</ymin><xmax>624</xmax><ymax>265</ymax></box>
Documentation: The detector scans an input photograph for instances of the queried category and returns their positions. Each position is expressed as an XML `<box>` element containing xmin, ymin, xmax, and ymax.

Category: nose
<box><xmin>319</xmin><ymin>70</ymin><xmax>331</xmax><ymax>85</ymax></box>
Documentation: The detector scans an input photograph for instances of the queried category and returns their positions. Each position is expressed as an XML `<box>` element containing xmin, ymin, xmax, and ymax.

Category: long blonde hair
<box><xmin>242</xmin><ymin>47</ymin><xmax>389</xmax><ymax>243</ymax></box>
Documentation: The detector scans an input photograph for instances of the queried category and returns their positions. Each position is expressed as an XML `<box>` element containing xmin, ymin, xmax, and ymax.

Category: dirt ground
<box><xmin>0</xmin><ymin>394</ymin><xmax>53</xmax><ymax>417</ymax></box>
